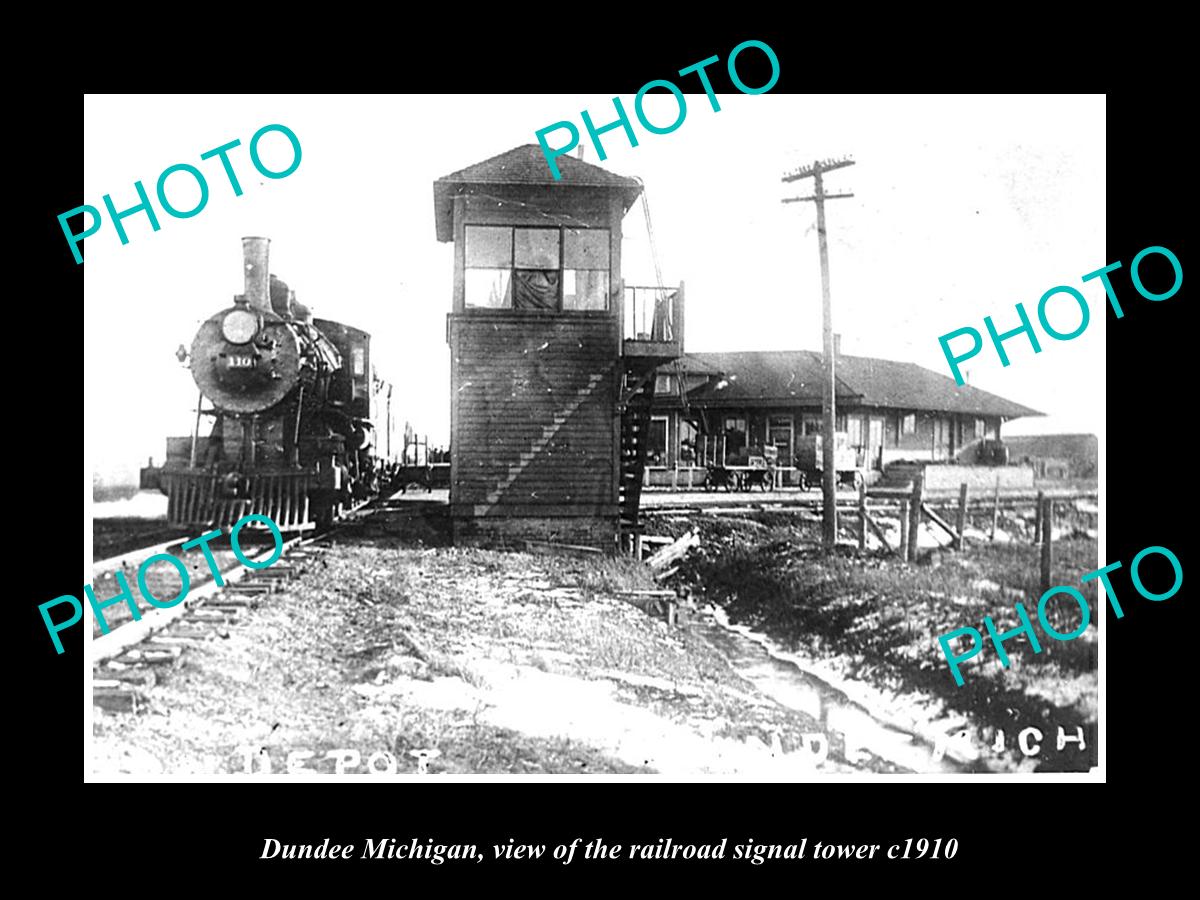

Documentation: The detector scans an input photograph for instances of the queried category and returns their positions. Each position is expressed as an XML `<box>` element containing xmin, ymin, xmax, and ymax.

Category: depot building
<box><xmin>645</xmin><ymin>342</ymin><xmax>1041</xmax><ymax>489</ymax></box>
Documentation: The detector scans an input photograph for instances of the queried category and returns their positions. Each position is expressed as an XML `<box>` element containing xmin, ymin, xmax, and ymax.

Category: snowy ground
<box><xmin>93</xmin><ymin>491</ymin><xmax>169</xmax><ymax>520</ymax></box>
<box><xmin>92</xmin><ymin>536</ymin><xmax>891</xmax><ymax>777</ymax></box>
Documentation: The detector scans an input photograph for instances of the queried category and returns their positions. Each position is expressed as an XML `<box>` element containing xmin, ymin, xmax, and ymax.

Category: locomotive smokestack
<box><xmin>242</xmin><ymin>236</ymin><xmax>271</xmax><ymax>314</ymax></box>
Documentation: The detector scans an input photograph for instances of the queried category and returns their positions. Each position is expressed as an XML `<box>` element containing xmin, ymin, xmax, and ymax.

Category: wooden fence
<box><xmin>853</xmin><ymin>471</ymin><xmax>1096</xmax><ymax>593</ymax></box>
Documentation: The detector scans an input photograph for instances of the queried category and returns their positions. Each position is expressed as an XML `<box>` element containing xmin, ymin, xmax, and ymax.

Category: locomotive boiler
<box><xmin>161</xmin><ymin>236</ymin><xmax>390</xmax><ymax>530</ymax></box>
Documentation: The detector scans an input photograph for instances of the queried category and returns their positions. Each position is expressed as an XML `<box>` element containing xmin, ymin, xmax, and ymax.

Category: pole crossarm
<box><xmin>782</xmin><ymin>192</ymin><xmax>855</xmax><ymax>203</ymax></box>
<box><xmin>781</xmin><ymin>156</ymin><xmax>856</xmax><ymax>182</ymax></box>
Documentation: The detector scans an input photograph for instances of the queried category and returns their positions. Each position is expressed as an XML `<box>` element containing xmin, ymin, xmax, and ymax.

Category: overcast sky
<box><xmin>84</xmin><ymin>93</ymin><xmax>1105</xmax><ymax>484</ymax></box>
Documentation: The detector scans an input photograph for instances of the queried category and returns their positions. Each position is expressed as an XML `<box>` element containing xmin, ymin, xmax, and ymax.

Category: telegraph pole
<box><xmin>782</xmin><ymin>156</ymin><xmax>855</xmax><ymax>551</ymax></box>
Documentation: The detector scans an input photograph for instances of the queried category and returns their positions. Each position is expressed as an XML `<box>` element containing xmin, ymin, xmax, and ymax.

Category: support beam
<box><xmin>922</xmin><ymin>502</ymin><xmax>958</xmax><ymax>540</ymax></box>
<box><xmin>906</xmin><ymin>470</ymin><xmax>924</xmax><ymax>560</ymax></box>
<box><xmin>864</xmin><ymin>509</ymin><xmax>898</xmax><ymax>557</ymax></box>
<box><xmin>954</xmin><ymin>483</ymin><xmax>969</xmax><ymax>551</ymax></box>
<box><xmin>1040</xmin><ymin>497</ymin><xmax>1054</xmax><ymax>594</ymax></box>
<box><xmin>858</xmin><ymin>479</ymin><xmax>868</xmax><ymax>551</ymax></box>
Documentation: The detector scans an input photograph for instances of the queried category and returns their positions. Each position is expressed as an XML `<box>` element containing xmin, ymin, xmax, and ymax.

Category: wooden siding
<box><xmin>453</xmin><ymin>514</ymin><xmax>617</xmax><ymax>550</ymax></box>
<box><xmin>463</xmin><ymin>187</ymin><xmax>611</xmax><ymax>228</ymax></box>
<box><xmin>449</xmin><ymin>313</ymin><xmax>619</xmax><ymax>526</ymax></box>
<box><xmin>444</xmin><ymin>178</ymin><xmax>634</xmax><ymax>550</ymax></box>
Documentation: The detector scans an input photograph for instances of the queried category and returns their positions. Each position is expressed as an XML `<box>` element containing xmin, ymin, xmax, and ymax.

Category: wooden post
<box><xmin>1034</xmin><ymin>490</ymin><xmax>1045</xmax><ymax>545</ymax></box>
<box><xmin>899</xmin><ymin>500</ymin><xmax>910</xmax><ymax>563</ymax></box>
<box><xmin>990</xmin><ymin>477</ymin><xmax>1000</xmax><ymax>541</ymax></box>
<box><xmin>1040</xmin><ymin>497</ymin><xmax>1054</xmax><ymax>594</ymax></box>
<box><xmin>858</xmin><ymin>479</ymin><xmax>867</xmax><ymax>551</ymax></box>
<box><xmin>780</xmin><ymin>157</ymin><xmax>854</xmax><ymax>552</ymax></box>
<box><xmin>955</xmin><ymin>483</ymin><xmax>969</xmax><ymax>551</ymax></box>
<box><xmin>906</xmin><ymin>470</ymin><xmax>924</xmax><ymax>562</ymax></box>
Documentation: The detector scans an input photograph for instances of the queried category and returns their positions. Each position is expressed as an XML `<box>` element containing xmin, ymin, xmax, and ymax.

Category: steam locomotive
<box><xmin>160</xmin><ymin>237</ymin><xmax>395</xmax><ymax>530</ymax></box>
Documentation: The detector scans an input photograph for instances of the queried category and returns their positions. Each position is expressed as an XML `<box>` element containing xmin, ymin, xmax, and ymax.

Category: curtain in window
<box><xmin>513</xmin><ymin>270</ymin><xmax>559</xmax><ymax>309</ymax></box>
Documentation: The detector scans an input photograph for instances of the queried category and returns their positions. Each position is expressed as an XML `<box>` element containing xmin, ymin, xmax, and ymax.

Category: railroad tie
<box><xmin>117</xmin><ymin>645</ymin><xmax>183</xmax><ymax>665</ymax></box>
<box><xmin>93</xmin><ymin>680</ymin><xmax>145</xmax><ymax>714</ymax></box>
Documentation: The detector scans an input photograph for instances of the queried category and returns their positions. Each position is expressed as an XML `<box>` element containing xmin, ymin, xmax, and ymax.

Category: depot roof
<box><xmin>680</xmin><ymin>350</ymin><xmax>1042</xmax><ymax>419</ymax></box>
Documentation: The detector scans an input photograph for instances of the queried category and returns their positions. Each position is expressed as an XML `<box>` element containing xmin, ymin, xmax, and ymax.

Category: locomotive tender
<box><xmin>161</xmin><ymin>236</ymin><xmax>392</xmax><ymax>530</ymax></box>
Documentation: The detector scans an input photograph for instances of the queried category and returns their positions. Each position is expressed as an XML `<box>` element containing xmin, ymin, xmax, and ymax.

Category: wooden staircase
<box><xmin>618</xmin><ymin>369</ymin><xmax>657</xmax><ymax>537</ymax></box>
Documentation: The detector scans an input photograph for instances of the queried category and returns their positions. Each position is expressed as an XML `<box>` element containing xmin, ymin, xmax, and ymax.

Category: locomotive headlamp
<box><xmin>222</xmin><ymin>308</ymin><xmax>259</xmax><ymax>344</ymax></box>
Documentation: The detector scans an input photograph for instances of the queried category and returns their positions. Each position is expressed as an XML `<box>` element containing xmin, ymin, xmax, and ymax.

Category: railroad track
<box><xmin>91</xmin><ymin>502</ymin><xmax>374</xmax><ymax>713</ymax></box>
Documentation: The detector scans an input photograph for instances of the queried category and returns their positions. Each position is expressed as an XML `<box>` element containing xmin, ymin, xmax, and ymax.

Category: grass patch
<box><xmin>649</xmin><ymin>510</ymin><xmax>1099</xmax><ymax>772</ymax></box>
<box><xmin>572</xmin><ymin>555</ymin><xmax>660</xmax><ymax>598</ymax></box>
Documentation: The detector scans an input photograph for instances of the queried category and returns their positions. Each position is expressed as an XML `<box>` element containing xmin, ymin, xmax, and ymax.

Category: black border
<box><xmin>22</xmin><ymin>25</ymin><xmax>1188</xmax><ymax>885</ymax></box>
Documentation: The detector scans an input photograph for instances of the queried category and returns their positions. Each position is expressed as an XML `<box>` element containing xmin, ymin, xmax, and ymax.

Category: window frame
<box><xmin>722</xmin><ymin>416</ymin><xmax>748</xmax><ymax>463</ymax></box>
<box><xmin>767</xmin><ymin>414</ymin><xmax>794</xmax><ymax>463</ymax></box>
<box><xmin>463</xmin><ymin>224</ymin><xmax>611</xmax><ymax>314</ymax></box>
<box><xmin>846</xmin><ymin>414</ymin><xmax>865</xmax><ymax>447</ymax></box>
<box><xmin>678</xmin><ymin>418</ymin><xmax>698</xmax><ymax>464</ymax></box>
<box><xmin>648</xmin><ymin>415</ymin><xmax>670</xmax><ymax>466</ymax></box>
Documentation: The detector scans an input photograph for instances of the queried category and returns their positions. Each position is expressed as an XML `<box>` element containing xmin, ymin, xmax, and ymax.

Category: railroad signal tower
<box><xmin>433</xmin><ymin>146</ymin><xmax>685</xmax><ymax>550</ymax></box>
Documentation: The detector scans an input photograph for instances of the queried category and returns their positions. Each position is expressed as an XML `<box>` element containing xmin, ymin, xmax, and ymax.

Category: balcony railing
<box><xmin>623</xmin><ymin>283</ymin><xmax>685</xmax><ymax>348</ymax></box>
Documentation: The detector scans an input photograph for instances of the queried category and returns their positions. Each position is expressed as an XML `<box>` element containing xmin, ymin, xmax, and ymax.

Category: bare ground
<box><xmin>93</xmin><ymin>526</ymin><xmax>872</xmax><ymax>776</ymax></box>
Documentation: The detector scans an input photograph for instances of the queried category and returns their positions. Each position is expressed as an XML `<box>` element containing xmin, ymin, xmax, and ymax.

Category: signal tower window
<box><xmin>464</xmin><ymin>225</ymin><xmax>610</xmax><ymax>312</ymax></box>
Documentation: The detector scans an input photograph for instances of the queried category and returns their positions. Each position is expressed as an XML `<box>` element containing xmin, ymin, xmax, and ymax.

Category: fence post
<box><xmin>1034</xmin><ymin>490</ymin><xmax>1045</xmax><ymax>545</ymax></box>
<box><xmin>990</xmin><ymin>477</ymin><xmax>1000</xmax><ymax>541</ymax></box>
<box><xmin>1040</xmin><ymin>496</ymin><xmax>1054</xmax><ymax>594</ymax></box>
<box><xmin>955</xmin><ymin>483</ymin><xmax>969</xmax><ymax>551</ymax></box>
<box><xmin>899</xmin><ymin>500</ymin><xmax>910</xmax><ymax>563</ymax></box>
<box><xmin>858</xmin><ymin>479</ymin><xmax>868</xmax><ymax>551</ymax></box>
<box><xmin>906</xmin><ymin>470</ymin><xmax>924</xmax><ymax>562</ymax></box>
